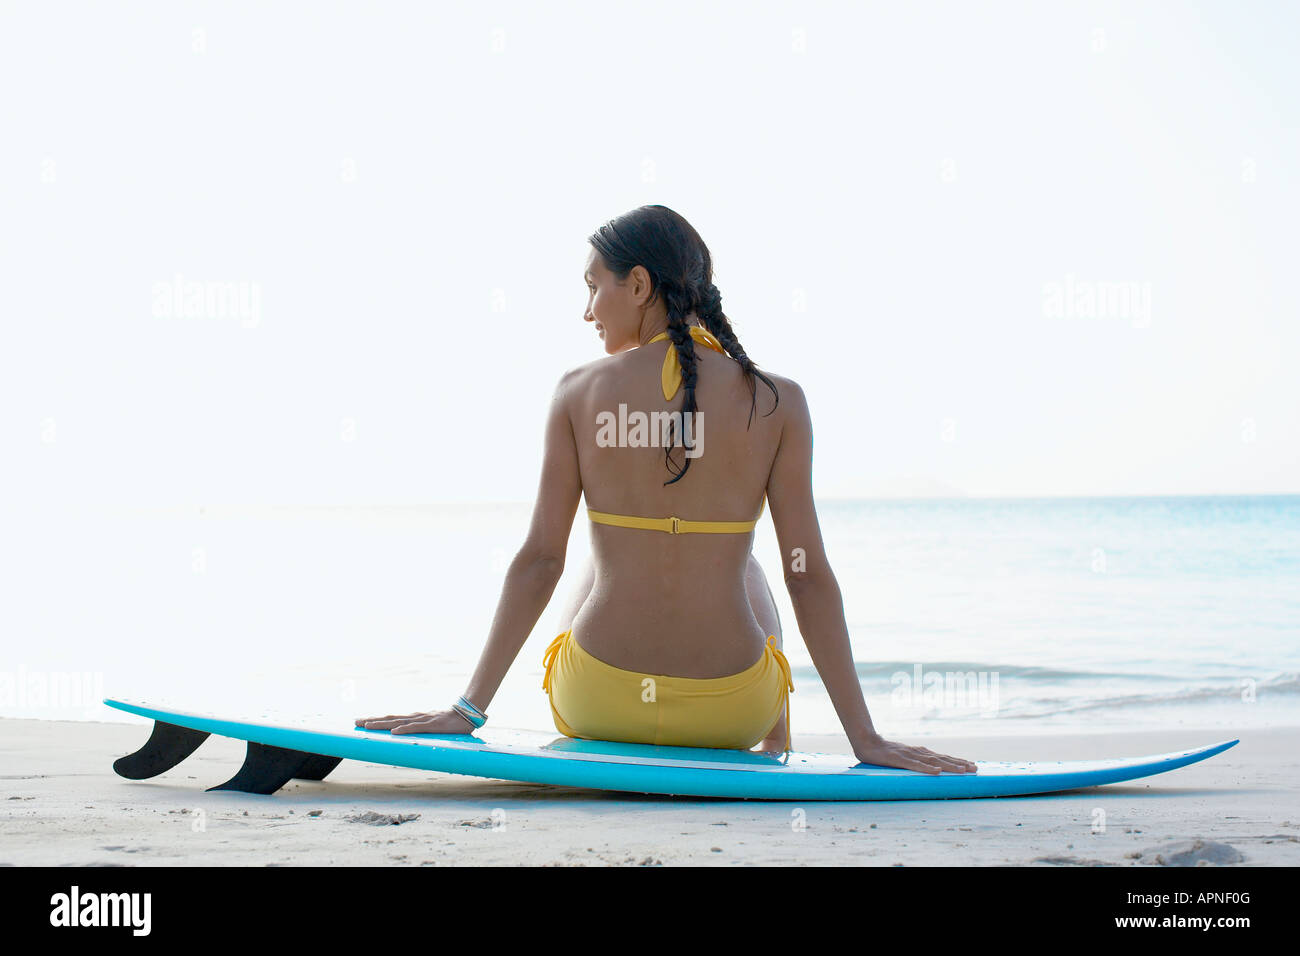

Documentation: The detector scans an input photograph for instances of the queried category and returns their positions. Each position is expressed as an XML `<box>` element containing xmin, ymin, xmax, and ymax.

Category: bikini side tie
<box><xmin>542</xmin><ymin>630</ymin><xmax>569</xmax><ymax>696</ymax></box>
<box><xmin>766</xmin><ymin>635</ymin><xmax>794</xmax><ymax>754</ymax></box>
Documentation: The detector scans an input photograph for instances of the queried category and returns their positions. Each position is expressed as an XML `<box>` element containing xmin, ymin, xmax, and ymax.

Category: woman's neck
<box><xmin>637</xmin><ymin>313</ymin><xmax>700</xmax><ymax>347</ymax></box>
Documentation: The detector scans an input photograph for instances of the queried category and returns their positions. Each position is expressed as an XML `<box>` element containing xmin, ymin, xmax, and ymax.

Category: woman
<box><xmin>358</xmin><ymin>205</ymin><xmax>976</xmax><ymax>775</ymax></box>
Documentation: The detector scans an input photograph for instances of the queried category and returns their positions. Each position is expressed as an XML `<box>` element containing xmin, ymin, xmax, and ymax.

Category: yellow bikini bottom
<box><xmin>542</xmin><ymin>630</ymin><xmax>793</xmax><ymax>752</ymax></box>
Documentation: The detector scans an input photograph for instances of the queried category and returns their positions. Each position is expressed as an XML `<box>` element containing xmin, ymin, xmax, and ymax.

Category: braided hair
<box><xmin>587</xmin><ymin>205</ymin><xmax>780</xmax><ymax>484</ymax></box>
<box><xmin>696</xmin><ymin>282</ymin><xmax>777</xmax><ymax>430</ymax></box>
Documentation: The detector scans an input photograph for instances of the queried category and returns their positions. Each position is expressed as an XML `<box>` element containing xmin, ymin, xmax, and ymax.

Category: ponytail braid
<box><xmin>698</xmin><ymin>283</ymin><xmax>780</xmax><ymax>428</ymax></box>
<box><xmin>662</xmin><ymin>291</ymin><xmax>700</xmax><ymax>485</ymax></box>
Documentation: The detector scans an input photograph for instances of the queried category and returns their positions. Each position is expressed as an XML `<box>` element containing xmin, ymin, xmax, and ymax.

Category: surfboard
<box><xmin>104</xmin><ymin>698</ymin><xmax>1238</xmax><ymax>801</ymax></box>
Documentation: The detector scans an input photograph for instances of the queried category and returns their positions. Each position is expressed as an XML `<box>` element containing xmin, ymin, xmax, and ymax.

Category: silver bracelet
<box><xmin>452</xmin><ymin>696</ymin><xmax>487</xmax><ymax>729</ymax></box>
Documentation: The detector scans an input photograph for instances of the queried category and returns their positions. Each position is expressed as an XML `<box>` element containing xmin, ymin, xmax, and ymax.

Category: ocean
<box><xmin>4</xmin><ymin>495</ymin><xmax>1296</xmax><ymax>740</ymax></box>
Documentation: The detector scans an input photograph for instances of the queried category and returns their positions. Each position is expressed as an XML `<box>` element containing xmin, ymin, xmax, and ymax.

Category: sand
<box><xmin>2</xmin><ymin>718</ymin><xmax>1295</xmax><ymax>866</ymax></box>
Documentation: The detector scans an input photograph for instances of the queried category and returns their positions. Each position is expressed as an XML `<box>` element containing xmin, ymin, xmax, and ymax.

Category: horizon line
<box><xmin>45</xmin><ymin>491</ymin><xmax>1300</xmax><ymax>514</ymax></box>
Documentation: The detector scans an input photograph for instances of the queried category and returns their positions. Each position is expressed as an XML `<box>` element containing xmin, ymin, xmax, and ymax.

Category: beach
<box><xmin>5</xmin><ymin>499</ymin><xmax>1296</xmax><ymax>867</ymax></box>
<box><xmin>3</xmin><ymin>717</ymin><xmax>1294</xmax><ymax>867</ymax></box>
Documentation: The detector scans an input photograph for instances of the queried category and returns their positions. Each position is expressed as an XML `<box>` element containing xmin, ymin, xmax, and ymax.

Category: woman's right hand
<box><xmin>852</xmin><ymin>732</ymin><xmax>978</xmax><ymax>774</ymax></box>
<box><xmin>355</xmin><ymin>709</ymin><xmax>476</xmax><ymax>735</ymax></box>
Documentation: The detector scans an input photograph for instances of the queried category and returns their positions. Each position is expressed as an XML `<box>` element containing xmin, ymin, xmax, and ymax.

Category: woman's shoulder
<box><xmin>553</xmin><ymin>349</ymin><xmax>640</xmax><ymax>394</ymax></box>
<box><xmin>757</xmin><ymin>367</ymin><xmax>804</xmax><ymax>401</ymax></box>
<box><xmin>748</xmin><ymin>366</ymin><xmax>807</xmax><ymax>423</ymax></box>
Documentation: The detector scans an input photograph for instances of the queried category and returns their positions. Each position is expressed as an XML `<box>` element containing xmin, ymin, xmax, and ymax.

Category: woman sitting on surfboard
<box><xmin>358</xmin><ymin>204</ymin><xmax>975</xmax><ymax>775</ymax></box>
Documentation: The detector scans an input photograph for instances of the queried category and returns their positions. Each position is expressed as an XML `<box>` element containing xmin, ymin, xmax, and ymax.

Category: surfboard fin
<box><xmin>207</xmin><ymin>741</ymin><xmax>341</xmax><ymax>795</ymax></box>
<box><xmin>292</xmin><ymin>753</ymin><xmax>343</xmax><ymax>781</ymax></box>
<box><xmin>113</xmin><ymin>720</ymin><xmax>211</xmax><ymax>779</ymax></box>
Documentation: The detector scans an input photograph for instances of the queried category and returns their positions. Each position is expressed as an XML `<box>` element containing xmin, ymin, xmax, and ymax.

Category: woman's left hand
<box><xmin>355</xmin><ymin>709</ymin><xmax>475</xmax><ymax>735</ymax></box>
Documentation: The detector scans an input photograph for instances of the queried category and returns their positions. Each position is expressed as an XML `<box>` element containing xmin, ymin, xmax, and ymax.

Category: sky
<box><xmin>4</xmin><ymin>0</ymin><xmax>1297</xmax><ymax>507</ymax></box>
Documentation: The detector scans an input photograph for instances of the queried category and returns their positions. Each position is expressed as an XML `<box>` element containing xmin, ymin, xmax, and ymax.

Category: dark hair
<box><xmin>587</xmin><ymin>205</ymin><xmax>779</xmax><ymax>484</ymax></box>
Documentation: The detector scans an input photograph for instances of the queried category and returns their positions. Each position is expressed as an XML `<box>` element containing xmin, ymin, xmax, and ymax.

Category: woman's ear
<box><xmin>629</xmin><ymin>264</ymin><xmax>655</xmax><ymax>307</ymax></box>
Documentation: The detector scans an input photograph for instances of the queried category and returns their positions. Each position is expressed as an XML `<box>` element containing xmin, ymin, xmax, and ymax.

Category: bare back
<box><xmin>563</xmin><ymin>336</ymin><xmax>786</xmax><ymax>678</ymax></box>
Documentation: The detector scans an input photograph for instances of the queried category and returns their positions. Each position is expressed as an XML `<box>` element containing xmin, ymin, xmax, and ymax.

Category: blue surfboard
<box><xmin>104</xmin><ymin>698</ymin><xmax>1238</xmax><ymax>801</ymax></box>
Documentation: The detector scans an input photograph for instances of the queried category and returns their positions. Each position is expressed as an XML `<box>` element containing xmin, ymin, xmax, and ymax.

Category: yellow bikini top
<box><xmin>587</xmin><ymin>324</ymin><xmax>763</xmax><ymax>535</ymax></box>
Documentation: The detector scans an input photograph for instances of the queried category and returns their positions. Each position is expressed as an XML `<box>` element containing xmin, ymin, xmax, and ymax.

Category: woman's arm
<box><xmin>357</xmin><ymin>371</ymin><xmax>582</xmax><ymax>734</ymax></box>
<box><xmin>765</xmin><ymin>381</ymin><xmax>975</xmax><ymax>774</ymax></box>
<box><xmin>462</xmin><ymin>369</ymin><xmax>582</xmax><ymax>709</ymax></box>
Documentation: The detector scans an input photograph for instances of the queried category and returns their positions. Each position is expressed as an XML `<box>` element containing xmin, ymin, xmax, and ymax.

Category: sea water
<box><xmin>3</xmin><ymin>495</ymin><xmax>1296</xmax><ymax>739</ymax></box>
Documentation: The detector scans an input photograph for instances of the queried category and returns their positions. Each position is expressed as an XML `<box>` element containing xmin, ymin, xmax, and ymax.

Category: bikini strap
<box><xmin>587</xmin><ymin>509</ymin><xmax>759</xmax><ymax>534</ymax></box>
<box><xmin>648</xmin><ymin>326</ymin><xmax>727</xmax><ymax>400</ymax></box>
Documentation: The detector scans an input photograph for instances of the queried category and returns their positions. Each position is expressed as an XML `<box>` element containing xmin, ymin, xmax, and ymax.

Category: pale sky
<box><xmin>4</xmin><ymin>0</ymin><xmax>1296</xmax><ymax>507</ymax></box>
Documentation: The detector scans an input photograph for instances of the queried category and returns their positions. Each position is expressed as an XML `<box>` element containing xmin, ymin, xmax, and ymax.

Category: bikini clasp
<box><xmin>669</xmin><ymin>516</ymin><xmax>680</xmax><ymax>534</ymax></box>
